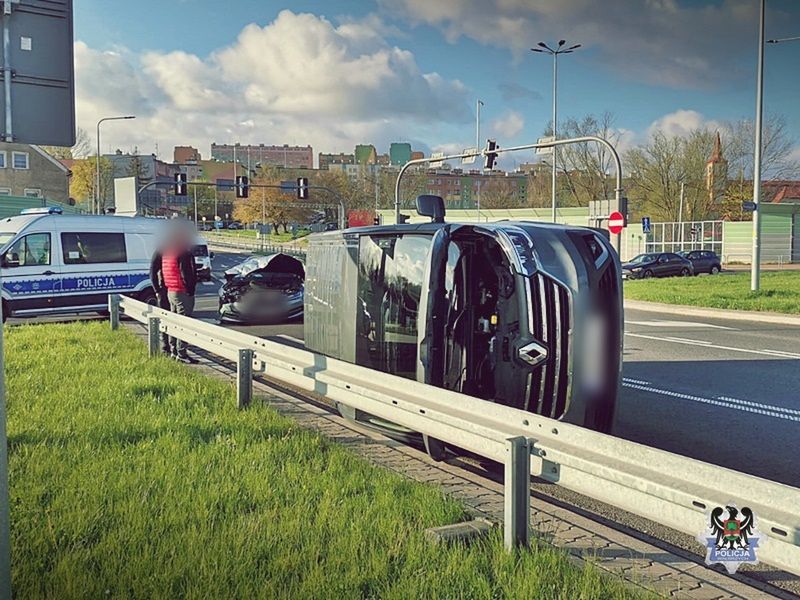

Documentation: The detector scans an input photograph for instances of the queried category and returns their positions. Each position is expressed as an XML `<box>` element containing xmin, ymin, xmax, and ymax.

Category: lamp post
<box><xmin>95</xmin><ymin>115</ymin><xmax>135</xmax><ymax>215</ymax></box>
<box><xmin>531</xmin><ymin>40</ymin><xmax>581</xmax><ymax>223</ymax></box>
<box><xmin>476</xmin><ymin>99</ymin><xmax>484</xmax><ymax>216</ymax></box>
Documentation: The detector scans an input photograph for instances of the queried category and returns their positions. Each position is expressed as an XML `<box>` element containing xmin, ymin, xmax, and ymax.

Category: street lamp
<box><xmin>531</xmin><ymin>40</ymin><xmax>581</xmax><ymax>223</ymax></box>
<box><xmin>751</xmin><ymin>1</ymin><xmax>799</xmax><ymax>291</ymax></box>
<box><xmin>95</xmin><ymin>115</ymin><xmax>135</xmax><ymax>215</ymax></box>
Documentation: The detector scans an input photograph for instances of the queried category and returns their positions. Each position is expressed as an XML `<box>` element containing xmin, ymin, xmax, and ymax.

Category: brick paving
<box><xmin>126</xmin><ymin>323</ymin><xmax>794</xmax><ymax>599</ymax></box>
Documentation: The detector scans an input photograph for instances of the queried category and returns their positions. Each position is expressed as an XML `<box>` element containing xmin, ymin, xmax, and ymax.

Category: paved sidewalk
<box><xmin>127</xmin><ymin>323</ymin><xmax>795</xmax><ymax>599</ymax></box>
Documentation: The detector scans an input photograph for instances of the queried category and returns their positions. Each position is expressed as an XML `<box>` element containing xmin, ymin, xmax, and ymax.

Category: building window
<box><xmin>24</xmin><ymin>188</ymin><xmax>41</xmax><ymax>198</ymax></box>
<box><xmin>0</xmin><ymin>152</ymin><xmax>6</xmax><ymax>168</ymax></box>
<box><xmin>12</xmin><ymin>152</ymin><xmax>28</xmax><ymax>170</ymax></box>
<box><xmin>0</xmin><ymin>188</ymin><xmax>10</xmax><ymax>196</ymax></box>
<box><xmin>61</xmin><ymin>232</ymin><xmax>127</xmax><ymax>264</ymax></box>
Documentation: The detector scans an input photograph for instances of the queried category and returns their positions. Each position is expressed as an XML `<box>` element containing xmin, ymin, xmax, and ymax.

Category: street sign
<box><xmin>461</xmin><ymin>148</ymin><xmax>478</xmax><ymax>165</ymax></box>
<box><xmin>536</xmin><ymin>136</ymin><xmax>554</xmax><ymax>155</ymax></box>
<box><xmin>608</xmin><ymin>211</ymin><xmax>626</xmax><ymax>235</ymax></box>
<box><xmin>642</xmin><ymin>216</ymin><xmax>651</xmax><ymax>234</ymax></box>
<box><xmin>742</xmin><ymin>201</ymin><xmax>757</xmax><ymax>212</ymax></box>
<box><xmin>429</xmin><ymin>152</ymin><xmax>445</xmax><ymax>168</ymax></box>
<box><xmin>0</xmin><ymin>0</ymin><xmax>76</xmax><ymax>146</ymax></box>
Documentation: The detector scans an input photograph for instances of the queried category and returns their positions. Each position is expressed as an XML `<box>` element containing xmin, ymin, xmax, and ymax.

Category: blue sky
<box><xmin>73</xmin><ymin>0</ymin><xmax>800</xmax><ymax>167</ymax></box>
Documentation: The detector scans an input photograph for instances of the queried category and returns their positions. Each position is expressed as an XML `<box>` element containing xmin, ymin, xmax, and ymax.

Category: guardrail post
<box><xmin>237</xmin><ymin>349</ymin><xmax>253</xmax><ymax>409</ymax></box>
<box><xmin>148</xmin><ymin>317</ymin><xmax>161</xmax><ymax>358</ymax></box>
<box><xmin>108</xmin><ymin>294</ymin><xmax>120</xmax><ymax>331</ymax></box>
<box><xmin>504</xmin><ymin>436</ymin><xmax>530</xmax><ymax>550</ymax></box>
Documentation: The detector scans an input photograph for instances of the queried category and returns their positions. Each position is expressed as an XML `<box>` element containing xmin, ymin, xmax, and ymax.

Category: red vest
<box><xmin>162</xmin><ymin>252</ymin><xmax>186</xmax><ymax>292</ymax></box>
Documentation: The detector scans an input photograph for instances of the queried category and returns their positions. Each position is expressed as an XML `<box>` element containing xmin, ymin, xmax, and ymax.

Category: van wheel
<box><xmin>138</xmin><ymin>288</ymin><xmax>158</xmax><ymax>306</ymax></box>
<box><xmin>423</xmin><ymin>435</ymin><xmax>447</xmax><ymax>462</ymax></box>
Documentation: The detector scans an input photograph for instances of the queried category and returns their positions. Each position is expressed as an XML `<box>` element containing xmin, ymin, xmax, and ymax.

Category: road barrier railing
<box><xmin>205</xmin><ymin>232</ymin><xmax>307</xmax><ymax>259</ymax></box>
<box><xmin>111</xmin><ymin>294</ymin><xmax>800</xmax><ymax>575</ymax></box>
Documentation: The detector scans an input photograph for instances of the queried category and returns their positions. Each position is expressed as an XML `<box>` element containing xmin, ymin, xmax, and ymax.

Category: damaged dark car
<box><xmin>218</xmin><ymin>254</ymin><xmax>305</xmax><ymax>324</ymax></box>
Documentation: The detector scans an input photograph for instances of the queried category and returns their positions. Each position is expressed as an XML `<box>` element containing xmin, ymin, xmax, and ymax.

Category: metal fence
<box><xmin>644</xmin><ymin>220</ymin><xmax>723</xmax><ymax>255</ymax></box>
<box><xmin>204</xmin><ymin>233</ymin><xmax>307</xmax><ymax>260</ymax></box>
<box><xmin>111</xmin><ymin>294</ymin><xmax>800</xmax><ymax>574</ymax></box>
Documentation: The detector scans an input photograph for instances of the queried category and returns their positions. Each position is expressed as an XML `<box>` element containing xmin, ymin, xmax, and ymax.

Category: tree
<box><xmin>41</xmin><ymin>127</ymin><xmax>91</xmax><ymax>159</ymax></box>
<box><xmin>724</xmin><ymin>114</ymin><xmax>798</xmax><ymax>181</ymax></box>
<box><xmin>126</xmin><ymin>155</ymin><xmax>147</xmax><ymax>185</ymax></box>
<box><xmin>556</xmin><ymin>112</ymin><xmax>621</xmax><ymax>206</ymax></box>
<box><xmin>69</xmin><ymin>157</ymin><xmax>114</xmax><ymax>211</ymax></box>
<box><xmin>625</xmin><ymin>129</ymin><xmax>716</xmax><ymax>221</ymax></box>
<box><xmin>481</xmin><ymin>176</ymin><xmax>520</xmax><ymax>209</ymax></box>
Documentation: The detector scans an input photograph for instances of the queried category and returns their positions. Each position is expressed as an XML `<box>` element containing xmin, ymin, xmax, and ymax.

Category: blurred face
<box><xmin>164</xmin><ymin>220</ymin><xmax>194</xmax><ymax>252</ymax></box>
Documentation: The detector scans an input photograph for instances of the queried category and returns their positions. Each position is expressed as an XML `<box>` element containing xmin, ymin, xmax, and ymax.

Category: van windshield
<box><xmin>192</xmin><ymin>244</ymin><xmax>209</xmax><ymax>257</ymax></box>
<box><xmin>0</xmin><ymin>232</ymin><xmax>17</xmax><ymax>248</ymax></box>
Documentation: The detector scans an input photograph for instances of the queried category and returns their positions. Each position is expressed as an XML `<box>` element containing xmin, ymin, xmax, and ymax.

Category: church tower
<box><xmin>706</xmin><ymin>131</ymin><xmax>728</xmax><ymax>206</ymax></box>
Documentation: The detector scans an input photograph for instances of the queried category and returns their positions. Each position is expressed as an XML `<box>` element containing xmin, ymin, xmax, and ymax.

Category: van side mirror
<box><xmin>209</xmin><ymin>251</ymin><xmax>215</xmax><ymax>260</ymax></box>
<box><xmin>416</xmin><ymin>195</ymin><xmax>446</xmax><ymax>223</ymax></box>
<box><xmin>1</xmin><ymin>253</ymin><xmax>18</xmax><ymax>268</ymax></box>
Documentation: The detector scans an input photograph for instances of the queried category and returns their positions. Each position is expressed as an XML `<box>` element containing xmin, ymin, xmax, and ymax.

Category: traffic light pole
<box><xmin>136</xmin><ymin>181</ymin><xmax>347</xmax><ymax>229</ymax></box>
<box><xmin>395</xmin><ymin>135</ymin><xmax>624</xmax><ymax>253</ymax></box>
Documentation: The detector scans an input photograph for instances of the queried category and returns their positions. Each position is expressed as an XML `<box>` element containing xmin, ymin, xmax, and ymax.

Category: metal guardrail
<box><xmin>204</xmin><ymin>233</ymin><xmax>307</xmax><ymax>259</ymax></box>
<box><xmin>110</xmin><ymin>294</ymin><xmax>800</xmax><ymax>573</ymax></box>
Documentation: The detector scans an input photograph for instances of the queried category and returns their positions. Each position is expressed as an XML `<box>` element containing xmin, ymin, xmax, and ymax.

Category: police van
<box><xmin>0</xmin><ymin>208</ymin><xmax>165</xmax><ymax>321</ymax></box>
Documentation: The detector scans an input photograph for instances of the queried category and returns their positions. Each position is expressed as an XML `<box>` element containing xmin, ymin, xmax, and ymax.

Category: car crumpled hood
<box><xmin>223</xmin><ymin>253</ymin><xmax>305</xmax><ymax>280</ymax></box>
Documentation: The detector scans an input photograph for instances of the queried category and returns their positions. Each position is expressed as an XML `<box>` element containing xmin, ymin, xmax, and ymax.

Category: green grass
<box><xmin>209</xmin><ymin>228</ymin><xmax>311</xmax><ymax>243</ymax></box>
<box><xmin>624</xmin><ymin>271</ymin><xmax>800</xmax><ymax>314</ymax></box>
<box><xmin>6</xmin><ymin>322</ymin><xmax>652</xmax><ymax>599</ymax></box>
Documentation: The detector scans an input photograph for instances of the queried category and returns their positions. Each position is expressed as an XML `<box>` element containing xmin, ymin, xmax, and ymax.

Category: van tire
<box><xmin>423</xmin><ymin>434</ymin><xmax>447</xmax><ymax>462</ymax></box>
<box><xmin>137</xmin><ymin>288</ymin><xmax>158</xmax><ymax>306</ymax></box>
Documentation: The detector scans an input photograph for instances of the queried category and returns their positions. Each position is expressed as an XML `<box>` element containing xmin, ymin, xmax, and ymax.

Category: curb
<box><xmin>624</xmin><ymin>299</ymin><xmax>800</xmax><ymax>326</ymax></box>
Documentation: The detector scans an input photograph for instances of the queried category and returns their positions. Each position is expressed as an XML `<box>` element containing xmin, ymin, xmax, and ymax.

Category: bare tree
<box><xmin>40</xmin><ymin>127</ymin><xmax>91</xmax><ymax>159</ymax></box>
<box><xmin>723</xmin><ymin>114</ymin><xmax>798</xmax><ymax>181</ymax></box>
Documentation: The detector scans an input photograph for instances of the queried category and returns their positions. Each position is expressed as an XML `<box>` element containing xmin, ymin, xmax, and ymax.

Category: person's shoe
<box><xmin>175</xmin><ymin>354</ymin><xmax>196</xmax><ymax>364</ymax></box>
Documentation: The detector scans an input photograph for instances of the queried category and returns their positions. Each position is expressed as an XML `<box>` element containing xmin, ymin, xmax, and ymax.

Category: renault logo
<box><xmin>518</xmin><ymin>341</ymin><xmax>548</xmax><ymax>368</ymax></box>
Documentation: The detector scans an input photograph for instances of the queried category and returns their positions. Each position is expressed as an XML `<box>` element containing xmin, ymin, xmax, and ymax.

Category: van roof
<box><xmin>0</xmin><ymin>213</ymin><xmax>171</xmax><ymax>234</ymax></box>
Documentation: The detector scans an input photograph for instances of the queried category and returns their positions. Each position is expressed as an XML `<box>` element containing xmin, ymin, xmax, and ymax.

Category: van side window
<box><xmin>61</xmin><ymin>232</ymin><xmax>127</xmax><ymax>264</ymax></box>
<box><xmin>4</xmin><ymin>233</ymin><xmax>50</xmax><ymax>267</ymax></box>
<box><xmin>356</xmin><ymin>234</ymin><xmax>431</xmax><ymax>379</ymax></box>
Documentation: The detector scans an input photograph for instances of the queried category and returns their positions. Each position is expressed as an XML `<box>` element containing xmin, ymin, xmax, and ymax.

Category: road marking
<box><xmin>622</xmin><ymin>377</ymin><xmax>651</xmax><ymax>386</ymax></box>
<box><xmin>625</xmin><ymin>332</ymin><xmax>800</xmax><ymax>359</ymax></box>
<box><xmin>626</xmin><ymin>319</ymin><xmax>736</xmax><ymax>330</ymax></box>
<box><xmin>622</xmin><ymin>381</ymin><xmax>800</xmax><ymax>423</ymax></box>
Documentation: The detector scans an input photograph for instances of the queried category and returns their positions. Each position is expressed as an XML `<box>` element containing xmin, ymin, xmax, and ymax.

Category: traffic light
<box><xmin>296</xmin><ymin>177</ymin><xmax>309</xmax><ymax>200</ymax></box>
<box><xmin>174</xmin><ymin>172</ymin><xmax>187</xmax><ymax>196</ymax></box>
<box><xmin>235</xmin><ymin>175</ymin><xmax>249</xmax><ymax>199</ymax></box>
<box><xmin>373</xmin><ymin>215</ymin><xmax>381</xmax><ymax>226</ymax></box>
<box><xmin>484</xmin><ymin>139</ymin><xmax>498</xmax><ymax>170</ymax></box>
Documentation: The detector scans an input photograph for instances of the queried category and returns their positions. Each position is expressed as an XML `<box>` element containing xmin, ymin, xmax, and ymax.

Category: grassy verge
<box><xmin>624</xmin><ymin>271</ymin><xmax>800</xmax><ymax>314</ymax></box>
<box><xmin>7</xmin><ymin>322</ymin><xmax>651</xmax><ymax>599</ymax></box>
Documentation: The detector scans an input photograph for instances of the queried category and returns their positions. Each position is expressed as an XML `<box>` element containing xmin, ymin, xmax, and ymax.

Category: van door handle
<box><xmin>42</xmin><ymin>270</ymin><xmax>55</xmax><ymax>276</ymax></box>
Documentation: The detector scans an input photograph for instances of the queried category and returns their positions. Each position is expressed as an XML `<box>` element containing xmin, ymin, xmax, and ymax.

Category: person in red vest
<box><xmin>161</xmin><ymin>222</ymin><xmax>198</xmax><ymax>363</ymax></box>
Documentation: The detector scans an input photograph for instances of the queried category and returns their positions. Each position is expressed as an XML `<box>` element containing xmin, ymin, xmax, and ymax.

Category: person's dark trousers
<box><xmin>156</xmin><ymin>289</ymin><xmax>171</xmax><ymax>353</ymax></box>
<box><xmin>167</xmin><ymin>291</ymin><xmax>195</xmax><ymax>357</ymax></box>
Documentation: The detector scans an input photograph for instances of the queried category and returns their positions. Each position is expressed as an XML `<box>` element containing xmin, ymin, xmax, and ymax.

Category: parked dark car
<box><xmin>622</xmin><ymin>252</ymin><xmax>693</xmax><ymax>279</ymax></box>
<box><xmin>677</xmin><ymin>250</ymin><xmax>722</xmax><ymax>275</ymax></box>
<box><xmin>219</xmin><ymin>254</ymin><xmax>304</xmax><ymax>323</ymax></box>
<box><xmin>227</xmin><ymin>221</ymin><xmax>243</xmax><ymax>230</ymax></box>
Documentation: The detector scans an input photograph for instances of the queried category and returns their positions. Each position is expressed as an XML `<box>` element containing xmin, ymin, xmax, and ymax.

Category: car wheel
<box><xmin>643</xmin><ymin>270</ymin><xmax>654</xmax><ymax>279</ymax></box>
<box><xmin>423</xmin><ymin>434</ymin><xmax>448</xmax><ymax>462</ymax></box>
<box><xmin>710</xmin><ymin>265</ymin><xmax>720</xmax><ymax>275</ymax></box>
<box><xmin>680</xmin><ymin>267</ymin><xmax>690</xmax><ymax>277</ymax></box>
<box><xmin>138</xmin><ymin>288</ymin><xmax>158</xmax><ymax>306</ymax></box>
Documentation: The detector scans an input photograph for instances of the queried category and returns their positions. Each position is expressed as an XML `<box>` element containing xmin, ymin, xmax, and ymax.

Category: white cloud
<box><xmin>491</xmin><ymin>111</ymin><xmax>525</xmax><ymax>138</ymax></box>
<box><xmin>74</xmin><ymin>11</ymin><xmax>470</xmax><ymax>160</ymax></box>
<box><xmin>381</xmin><ymin>0</ymin><xmax>761</xmax><ymax>89</ymax></box>
<box><xmin>646</xmin><ymin>109</ymin><xmax>724</xmax><ymax>139</ymax></box>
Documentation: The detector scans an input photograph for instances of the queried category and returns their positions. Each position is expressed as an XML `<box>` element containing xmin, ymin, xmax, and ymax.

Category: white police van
<box><xmin>0</xmin><ymin>208</ymin><xmax>165</xmax><ymax>321</ymax></box>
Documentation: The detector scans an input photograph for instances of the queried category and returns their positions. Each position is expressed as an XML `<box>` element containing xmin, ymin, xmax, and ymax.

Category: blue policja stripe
<box><xmin>5</xmin><ymin>273</ymin><xmax>150</xmax><ymax>296</ymax></box>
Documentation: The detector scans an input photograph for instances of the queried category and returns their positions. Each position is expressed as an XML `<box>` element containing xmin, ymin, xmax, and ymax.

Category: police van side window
<box><xmin>3</xmin><ymin>233</ymin><xmax>50</xmax><ymax>267</ymax></box>
<box><xmin>61</xmin><ymin>232</ymin><xmax>127</xmax><ymax>265</ymax></box>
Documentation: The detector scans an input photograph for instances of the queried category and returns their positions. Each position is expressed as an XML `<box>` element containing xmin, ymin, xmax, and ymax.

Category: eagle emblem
<box><xmin>698</xmin><ymin>504</ymin><xmax>761</xmax><ymax>573</ymax></box>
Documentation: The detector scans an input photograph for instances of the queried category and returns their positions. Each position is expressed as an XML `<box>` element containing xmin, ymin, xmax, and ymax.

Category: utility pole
<box><xmin>751</xmin><ymin>0</ymin><xmax>765</xmax><ymax>291</ymax></box>
<box><xmin>476</xmin><ymin>99</ymin><xmax>483</xmax><ymax>151</ymax></box>
<box><xmin>531</xmin><ymin>41</ymin><xmax>581</xmax><ymax>224</ymax></box>
<box><xmin>193</xmin><ymin>185</ymin><xmax>198</xmax><ymax>226</ymax></box>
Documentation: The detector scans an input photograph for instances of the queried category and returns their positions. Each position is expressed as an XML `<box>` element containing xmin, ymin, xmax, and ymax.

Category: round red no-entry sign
<box><xmin>608</xmin><ymin>211</ymin><xmax>625</xmax><ymax>235</ymax></box>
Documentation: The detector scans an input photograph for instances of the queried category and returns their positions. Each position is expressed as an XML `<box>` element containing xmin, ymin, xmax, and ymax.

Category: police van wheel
<box><xmin>138</xmin><ymin>288</ymin><xmax>158</xmax><ymax>306</ymax></box>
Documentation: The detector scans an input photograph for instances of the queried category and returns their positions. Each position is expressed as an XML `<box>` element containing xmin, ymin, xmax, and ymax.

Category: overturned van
<box><xmin>304</xmin><ymin>196</ymin><xmax>622</xmax><ymax>441</ymax></box>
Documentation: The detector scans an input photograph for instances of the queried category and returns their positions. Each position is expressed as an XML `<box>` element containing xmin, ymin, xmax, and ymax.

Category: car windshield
<box><xmin>192</xmin><ymin>244</ymin><xmax>209</xmax><ymax>257</ymax></box>
<box><xmin>0</xmin><ymin>232</ymin><xmax>17</xmax><ymax>249</ymax></box>
<box><xmin>677</xmin><ymin>251</ymin><xmax>689</xmax><ymax>257</ymax></box>
<box><xmin>628</xmin><ymin>253</ymin><xmax>659</xmax><ymax>264</ymax></box>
